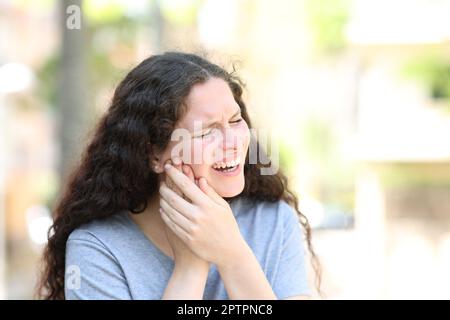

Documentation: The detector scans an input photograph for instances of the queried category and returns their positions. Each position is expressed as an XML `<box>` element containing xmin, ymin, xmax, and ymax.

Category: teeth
<box><xmin>212</xmin><ymin>156</ymin><xmax>240</xmax><ymax>169</ymax></box>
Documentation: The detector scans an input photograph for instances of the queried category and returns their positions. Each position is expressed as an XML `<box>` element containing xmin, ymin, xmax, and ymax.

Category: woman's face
<box><xmin>157</xmin><ymin>77</ymin><xmax>250</xmax><ymax>198</ymax></box>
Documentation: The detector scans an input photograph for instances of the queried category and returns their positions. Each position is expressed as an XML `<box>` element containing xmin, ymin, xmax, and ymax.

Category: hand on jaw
<box><xmin>159</xmin><ymin>156</ymin><xmax>247</xmax><ymax>269</ymax></box>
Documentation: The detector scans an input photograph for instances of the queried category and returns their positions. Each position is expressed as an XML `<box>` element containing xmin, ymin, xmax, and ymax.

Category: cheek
<box><xmin>234</xmin><ymin>121</ymin><xmax>251</xmax><ymax>154</ymax></box>
<box><xmin>195</xmin><ymin>139</ymin><xmax>217</xmax><ymax>163</ymax></box>
<box><xmin>186</xmin><ymin>139</ymin><xmax>217</xmax><ymax>177</ymax></box>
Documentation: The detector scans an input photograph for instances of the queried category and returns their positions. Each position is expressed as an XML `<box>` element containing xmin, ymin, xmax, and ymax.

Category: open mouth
<box><xmin>211</xmin><ymin>156</ymin><xmax>241</xmax><ymax>173</ymax></box>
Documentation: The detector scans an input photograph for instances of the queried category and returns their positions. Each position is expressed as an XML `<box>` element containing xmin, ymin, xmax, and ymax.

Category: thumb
<box><xmin>199</xmin><ymin>177</ymin><xmax>225</xmax><ymax>206</ymax></box>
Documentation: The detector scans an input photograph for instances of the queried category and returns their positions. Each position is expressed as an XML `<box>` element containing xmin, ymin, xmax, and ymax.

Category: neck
<box><xmin>144</xmin><ymin>192</ymin><xmax>160</xmax><ymax>216</ymax></box>
<box><xmin>128</xmin><ymin>192</ymin><xmax>163</xmax><ymax>229</ymax></box>
<box><xmin>127</xmin><ymin>191</ymin><xmax>174</xmax><ymax>259</ymax></box>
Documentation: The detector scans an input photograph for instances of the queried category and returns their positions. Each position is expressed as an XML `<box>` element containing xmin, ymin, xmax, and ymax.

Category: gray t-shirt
<box><xmin>64</xmin><ymin>196</ymin><xmax>311</xmax><ymax>300</ymax></box>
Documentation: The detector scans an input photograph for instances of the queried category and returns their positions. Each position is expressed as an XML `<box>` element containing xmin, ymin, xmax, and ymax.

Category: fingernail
<box><xmin>173</xmin><ymin>157</ymin><xmax>181</xmax><ymax>165</ymax></box>
<box><xmin>164</xmin><ymin>163</ymin><xmax>171</xmax><ymax>170</ymax></box>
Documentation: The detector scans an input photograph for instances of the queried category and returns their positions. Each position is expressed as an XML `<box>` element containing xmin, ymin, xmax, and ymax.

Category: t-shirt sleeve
<box><xmin>65</xmin><ymin>232</ymin><xmax>132</xmax><ymax>300</ymax></box>
<box><xmin>273</xmin><ymin>201</ymin><xmax>312</xmax><ymax>299</ymax></box>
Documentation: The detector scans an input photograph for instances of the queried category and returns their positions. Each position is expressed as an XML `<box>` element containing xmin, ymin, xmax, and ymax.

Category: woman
<box><xmin>37</xmin><ymin>51</ymin><xmax>321</xmax><ymax>299</ymax></box>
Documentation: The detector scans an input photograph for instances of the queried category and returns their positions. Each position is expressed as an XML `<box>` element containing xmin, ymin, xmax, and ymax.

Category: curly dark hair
<box><xmin>36</xmin><ymin>51</ymin><xmax>322</xmax><ymax>299</ymax></box>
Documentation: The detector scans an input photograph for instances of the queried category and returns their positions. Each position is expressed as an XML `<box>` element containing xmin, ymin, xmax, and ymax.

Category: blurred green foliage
<box><xmin>36</xmin><ymin>54</ymin><xmax>58</xmax><ymax>108</ymax></box>
<box><xmin>159</xmin><ymin>0</ymin><xmax>203</xmax><ymax>26</ymax></box>
<box><xmin>305</xmin><ymin>0</ymin><xmax>351</xmax><ymax>55</ymax></box>
<box><xmin>278</xmin><ymin>116</ymin><xmax>356</xmax><ymax>214</ymax></box>
<box><xmin>278</xmin><ymin>138</ymin><xmax>298</xmax><ymax>176</ymax></box>
<box><xmin>302</xmin><ymin>116</ymin><xmax>335</xmax><ymax>162</ymax></box>
<box><xmin>84</xmin><ymin>0</ymin><xmax>132</xmax><ymax>25</ymax></box>
<box><xmin>35</xmin><ymin>0</ymin><xmax>204</xmax><ymax>111</ymax></box>
<box><xmin>36</xmin><ymin>1</ymin><xmax>146</xmax><ymax>111</ymax></box>
<box><xmin>301</xmin><ymin>117</ymin><xmax>355</xmax><ymax>213</ymax></box>
<box><xmin>378</xmin><ymin>163</ymin><xmax>450</xmax><ymax>189</ymax></box>
<box><xmin>401</xmin><ymin>51</ymin><xmax>450</xmax><ymax>111</ymax></box>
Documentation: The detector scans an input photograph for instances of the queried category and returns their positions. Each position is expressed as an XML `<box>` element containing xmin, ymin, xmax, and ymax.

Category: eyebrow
<box><xmin>200</xmin><ymin>108</ymin><xmax>242</xmax><ymax>129</ymax></box>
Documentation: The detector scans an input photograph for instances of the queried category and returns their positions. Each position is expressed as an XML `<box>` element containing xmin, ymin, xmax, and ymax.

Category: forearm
<box><xmin>162</xmin><ymin>264</ymin><xmax>209</xmax><ymax>299</ymax></box>
<box><xmin>217</xmin><ymin>242</ymin><xmax>277</xmax><ymax>300</ymax></box>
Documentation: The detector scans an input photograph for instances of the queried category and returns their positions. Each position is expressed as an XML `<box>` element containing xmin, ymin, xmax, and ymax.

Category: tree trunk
<box><xmin>57</xmin><ymin>0</ymin><xmax>90</xmax><ymax>185</ymax></box>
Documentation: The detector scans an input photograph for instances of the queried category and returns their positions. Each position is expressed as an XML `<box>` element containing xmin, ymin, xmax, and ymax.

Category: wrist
<box><xmin>173</xmin><ymin>259</ymin><xmax>210</xmax><ymax>278</ymax></box>
<box><xmin>216</xmin><ymin>238</ymin><xmax>252</xmax><ymax>271</ymax></box>
<box><xmin>164</xmin><ymin>260</ymin><xmax>209</xmax><ymax>300</ymax></box>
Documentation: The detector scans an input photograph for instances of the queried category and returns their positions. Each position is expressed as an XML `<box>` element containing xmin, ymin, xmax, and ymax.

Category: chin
<box><xmin>213</xmin><ymin>179</ymin><xmax>245</xmax><ymax>198</ymax></box>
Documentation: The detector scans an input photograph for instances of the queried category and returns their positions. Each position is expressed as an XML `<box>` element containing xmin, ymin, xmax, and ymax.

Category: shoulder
<box><xmin>65</xmin><ymin>213</ymin><xmax>134</xmax><ymax>299</ymax></box>
<box><xmin>65</xmin><ymin>212</ymin><xmax>133</xmax><ymax>275</ymax></box>
<box><xmin>231</xmin><ymin>197</ymin><xmax>299</xmax><ymax>237</ymax></box>
<box><xmin>67</xmin><ymin>212</ymin><xmax>131</xmax><ymax>249</ymax></box>
<box><xmin>231</xmin><ymin>196</ymin><xmax>297</xmax><ymax>223</ymax></box>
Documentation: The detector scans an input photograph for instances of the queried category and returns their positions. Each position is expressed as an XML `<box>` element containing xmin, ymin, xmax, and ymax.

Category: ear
<box><xmin>151</xmin><ymin>157</ymin><xmax>164</xmax><ymax>173</ymax></box>
<box><xmin>148</xmin><ymin>143</ymin><xmax>164</xmax><ymax>174</ymax></box>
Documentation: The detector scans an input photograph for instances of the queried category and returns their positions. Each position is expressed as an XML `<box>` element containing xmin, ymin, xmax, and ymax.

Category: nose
<box><xmin>219</xmin><ymin>127</ymin><xmax>239</xmax><ymax>151</ymax></box>
<box><xmin>210</xmin><ymin>127</ymin><xmax>240</xmax><ymax>163</ymax></box>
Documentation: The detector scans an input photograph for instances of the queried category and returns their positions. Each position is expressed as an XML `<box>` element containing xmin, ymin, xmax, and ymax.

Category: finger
<box><xmin>164</xmin><ymin>160</ymin><xmax>176</xmax><ymax>190</ymax></box>
<box><xmin>181</xmin><ymin>164</ymin><xmax>196</xmax><ymax>203</ymax></box>
<box><xmin>173</xmin><ymin>157</ymin><xmax>183</xmax><ymax>172</ymax></box>
<box><xmin>182</xmin><ymin>164</ymin><xmax>195</xmax><ymax>181</ymax></box>
<box><xmin>164</xmin><ymin>163</ymin><xmax>209</xmax><ymax>204</ymax></box>
<box><xmin>160</xmin><ymin>207</ymin><xmax>190</xmax><ymax>243</ymax></box>
<box><xmin>165</xmin><ymin>175</ymin><xmax>178</xmax><ymax>196</ymax></box>
<box><xmin>160</xmin><ymin>198</ymin><xmax>194</xmax><ymax>231</ymax></box>
<box><xmin>169</xmin><ymin>157</ymin><xmax>190</xmax><ymax>202</ymax></box>
<box><xmin>165</xmin><ymin>159</ymin><xmax>183</xmax><ymax>197</ymax></box>
<box><xmin>172</xmin><ymin>155</ymin><xmax>182</xmax><ymax>166</ymax></box>
<box><xmin>159</xmin><ymin>181</ymin><xmax>196</xmax><ymax>218</ymax></box>
<box><xmin>198</xmin><ymin>177</ymin><xmax>226</xmax><ymax>206</ymax></box>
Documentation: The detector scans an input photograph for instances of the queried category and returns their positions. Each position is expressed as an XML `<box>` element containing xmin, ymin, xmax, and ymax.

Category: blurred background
<box><xmin>1</xmin><ymin>0</ymin><xmax>450</xmax><ymax>299</ymax></box>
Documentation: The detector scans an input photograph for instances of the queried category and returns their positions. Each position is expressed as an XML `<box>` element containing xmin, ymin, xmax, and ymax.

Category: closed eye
<box><xmin>195</xmin><ymin>118</ymin><xmax>243</xmax><ymax>139</ymax></box>
<box><xmin>198</xmin><ymin>130</ymin><xmax>212</xmax><ymax>138</ymax></box>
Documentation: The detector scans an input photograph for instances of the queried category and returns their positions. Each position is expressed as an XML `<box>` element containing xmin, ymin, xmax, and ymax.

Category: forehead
<box><xmin>178</xmin><ymin>78</ymin><xmax>239</xmax><ymax>130</ymax></box>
